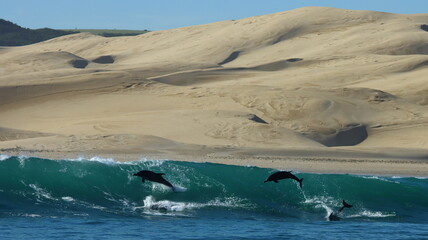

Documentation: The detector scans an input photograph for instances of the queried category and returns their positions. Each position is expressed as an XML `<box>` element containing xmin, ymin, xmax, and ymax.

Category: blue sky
<box><xmin>1</xmin><ymin>0</ymin><xmax>427</xmax><ymax>30</ymax></box>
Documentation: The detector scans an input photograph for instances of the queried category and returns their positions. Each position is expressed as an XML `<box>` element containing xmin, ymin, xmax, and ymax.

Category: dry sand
<box><xmin>1</xmin><ymin>7</ymin><xmax>428</xmax><ymax>176</ymax></box>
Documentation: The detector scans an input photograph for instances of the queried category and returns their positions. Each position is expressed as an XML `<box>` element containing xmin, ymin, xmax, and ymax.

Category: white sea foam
<box><xmin>136</xmin><ymin>158</ymin><xmax>166</xmax><ymax>167</ymax></box>
<box><xmin>359</xmin><ymin>175</ymin><xmax>400</xmax><ymax>184</ymax></box>
<box><xmin>391</xmin><ymin>175</ymin><xmax>416</xmax><ymax>179</ymax></box>
<box><xmin>172</xmin><ymin>185</ymin><xmax>187</xmax><ymax>193</ymax></box>
<box><xmin>142</xmin><ymin>196</ymin><xmax>192</xmax><ymax>212</ymax></box>
<box><xmin>21</xmin><ymin>214</ymin><xmax>42</xmax><ymax>218</ymax></box>
<box><xmin>73</xmin><ymin>213</ymin><xmax>89</xmax><ymax>217</ymax></box>
<box><xmin>3</xmin><ymin>154</ymin><xmax>170</xmax><ymax>167</ymax></box>
<box><xmin>348</xmin><ymin>210</ymin><xmax>396</xmax><ymax>218</ymax></box>
<box><xmin>271</xmin><ymin>169</ymin><xmax>302</xmax><ymax>174</ymax></box>
<box><xmin>414</xmin><ymin>176</ymin><xmax>428</xmax><ymax>180</ymax></box>
<box><xmin>305</xmin><ymin>197</ymin><xmax>333</xmax><ymax>218</ymax></box>
<box><xmin>64</xmin><ymin>155</ymin><xmax>167</xmax><ymax>166</ymax></box>
<box><xmin>391</xmin><ymin>176</ymin><xmax>428</xmax><ymax>180</ymax></box>
<box><xmin>358</xmin><ymin>174</ymin><xmax>428</xmax><ymax>182</ymax></box>
<box><xmin>89</xmin><ymin>204</ymin><xmax>106</xmax><ymax>210</ymax></box>
<box><xmin>28</xmin><ymin>183</ymin><xmax>57</xmax><ymax>202</ymax></box>
<box><xmin>304</xmin><ymin>196</ymin><xmax>335</xmax><ymax>207</ymax></box>
<box><xmin>61</xmin><ymin>196</ymin><xmax>75</xmax><ymax>202</ymax></box>
<box><xmin>18</xmin><ymin>155</ymin><xmax>28</xmax><ymax>168</ymax></box>
<box><xmin>65</xmin><ymin>156</ymin><xmax>118</xmax><ymax>165</ymax></box>
<box><xmin>139</xmin><ymin>195</ymin><xmax>250</xmax><ymax>215</ymax></box>
<box><xmin>149</xmin><ymin>183</ymin><xmax>172</xmax><ymax>193</ymax></box>
<box><xmin>206</xmin><ymin>196</ymin><xmax>253</xmax><ymax>208</ymax></box>
<box><xmin>88</xmin><ymin>156</ymin><xmax>117</xmax><ymax>164</ymax></box>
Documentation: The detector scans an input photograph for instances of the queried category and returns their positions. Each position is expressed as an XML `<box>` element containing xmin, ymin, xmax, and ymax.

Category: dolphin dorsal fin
<box><xmin>157</xmin><ymin>173</ymin><xmax>165</xmax><ymax>176</ymax></box>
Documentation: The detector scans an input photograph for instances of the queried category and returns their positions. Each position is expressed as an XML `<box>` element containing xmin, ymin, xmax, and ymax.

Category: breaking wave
<box><xmin>0</xmin><ymin>156</ymin><xmax>427</xmax><ymax>222</ymax></box>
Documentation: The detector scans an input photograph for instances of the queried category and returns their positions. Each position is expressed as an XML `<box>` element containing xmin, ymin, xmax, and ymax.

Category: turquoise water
<box><xmin>0</xmin><ymin>155</ymin><xmax>427</xmax><ymax>239</ymax></box>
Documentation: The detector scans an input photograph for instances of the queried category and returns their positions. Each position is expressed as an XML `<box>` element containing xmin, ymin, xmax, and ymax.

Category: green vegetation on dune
<box><xmin>0</xmin><ymin>19</ymin><xmax>149</xmax><ymax>46</ymax></box>
<box><xmin>0</xmin><ymin>19</ymin><xmax>77</xmax><ymax>46</ymax></box>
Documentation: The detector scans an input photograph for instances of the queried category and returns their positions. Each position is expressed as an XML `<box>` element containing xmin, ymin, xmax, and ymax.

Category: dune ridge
<box><xmin>1</xmin><ymin>7</ymin><xmax>428</xmax><ymax>175</ymax></box>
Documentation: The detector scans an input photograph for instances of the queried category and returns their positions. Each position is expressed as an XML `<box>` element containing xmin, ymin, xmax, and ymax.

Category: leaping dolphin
<box><xmin>264</xmin><ymin>171</ymin><xmax>303</xmax><ymax>188</ymax></box>
<box><xmin>133</xmin><ymin>170</ymin><xmax>177</xmax><ymax>192</ymax></box>
<box><xmin>328</xmin><ymin>200</ymin><xmax>353</xmax><ymax>221</ymax></box>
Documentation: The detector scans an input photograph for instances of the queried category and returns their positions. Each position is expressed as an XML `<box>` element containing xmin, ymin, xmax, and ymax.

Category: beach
<box><xmin>1</xmin><ymin>7</ymin><xmax>428</xmax><ymax>176</ymax></box>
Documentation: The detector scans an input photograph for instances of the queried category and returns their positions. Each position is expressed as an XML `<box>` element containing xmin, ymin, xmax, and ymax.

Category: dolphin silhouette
<box><xmin>328</xmin><ymin>200</ymin><xmax>353</xmax><ymax>221</ymax></box>
<box><xmin>133</xmin><ymin>170</ymin><xmax>176</xmax><ymax>191</ymax></box>
<box><xmin>264</xmin><ymin>171</ymin><xmax>303</xmax><ymax>188</ymax></box>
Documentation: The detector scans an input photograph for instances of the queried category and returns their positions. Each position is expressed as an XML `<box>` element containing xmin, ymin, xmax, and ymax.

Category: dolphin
<box><xmin>328</xmin><ymin>200</ymin><xmax>353</xmax><ymax>221</ymax></box>
<box><xmin>133</xmin><ymin>170</ymin><xmax>177</xmax><ymax>192</ymax></box>
<box><xmin>264</xmin><ymin>171</ymin><xmax>303</xmax><ymax>188</ymax></box>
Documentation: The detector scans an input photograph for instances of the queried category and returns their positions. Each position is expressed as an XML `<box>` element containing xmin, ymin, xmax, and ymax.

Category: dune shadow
<box><xmin>152</xmin><ymin>58</ymin><xmax>304</xmax><ymax>86</ymax></box>
<box><xmin>248</xmin><ymin>114</ymin><xmax>268</xmax><ymax>124</ymax></box>
<box><xmin>92</xmin><ymin>55</ymin><xmax>115</xmax><ymax>64</ymax></box>
<box><xmin>286</xmin><ymin>58</ymin><xmax>303</xmax><ymax>62</ymax></box>
<box><xmin>322</xmin><ymin>124</ymin><xmax>368</xmax><ymax>147</ymax></box>
<box><xmin>250</xmin><ymin>58</ymin><xmax>303</xmax><ymax>71</ymax></box>
<box><xmin>218</xmin><ymin>51</ymin><xmax>241</xmax><ymax>65</ymax></box>
<box><xmin>69</xmin><ymin>59</ymin><xmax>89</xmax><ymax>69</ymax></box>
<box><xmin>271</xmin><ymin>27</ymin><xmax>303</xmax><ymax>44</ymax></box>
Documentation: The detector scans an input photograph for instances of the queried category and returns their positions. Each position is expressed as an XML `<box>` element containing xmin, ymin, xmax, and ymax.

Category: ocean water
<box><xmin>0</xmin><ymin>155</ymin><xmax>427</xmax><ymax>240</ymax></box>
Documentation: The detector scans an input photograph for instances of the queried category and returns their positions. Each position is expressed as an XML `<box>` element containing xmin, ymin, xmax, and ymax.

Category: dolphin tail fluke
<box><xmin>298</xmin><ymin>178</ymin><xmax>303</xmax><ymax>188</ymax></box>
<box><xmin>342</xmin><ymin>200</ymin><xmax>352</xmax><ymax>208</ymax></box>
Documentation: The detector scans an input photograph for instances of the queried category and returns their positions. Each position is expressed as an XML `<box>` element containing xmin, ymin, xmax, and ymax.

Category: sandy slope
<box><xmin>1</xmin><ymin>7</ymin><xmax>428</xmax><ymax>175</ymax></box>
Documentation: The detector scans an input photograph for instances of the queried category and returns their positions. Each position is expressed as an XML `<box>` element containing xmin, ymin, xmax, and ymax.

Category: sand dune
<box><xmin>1</xmin><ymin>7</ymin><xmax>428</xmax><ymax>175</ymax></box>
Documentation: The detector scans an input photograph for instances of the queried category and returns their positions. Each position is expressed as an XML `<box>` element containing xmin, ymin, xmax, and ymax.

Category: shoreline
<box><xmin>2</xmin><ymin>148</ymin><xmax>428</xmax><ymax>177</ymax></box>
